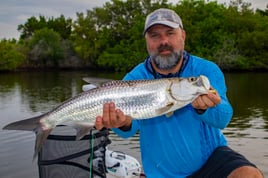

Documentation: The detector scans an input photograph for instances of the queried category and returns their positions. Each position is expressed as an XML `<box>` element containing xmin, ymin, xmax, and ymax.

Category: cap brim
<box><xmin>144</xmin><ymin>21</ymin><xmax>180</xmax><ymax>35</ymax></box>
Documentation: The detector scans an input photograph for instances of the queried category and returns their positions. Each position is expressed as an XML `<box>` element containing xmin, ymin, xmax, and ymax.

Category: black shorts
<box><xmin>187</xmin><ymin>146</ymin><xmax>257</xmax><ymax>178</ymax></box>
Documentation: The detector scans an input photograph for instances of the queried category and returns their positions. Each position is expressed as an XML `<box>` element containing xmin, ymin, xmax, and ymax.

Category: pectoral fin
<box><xmin>155</xmin><ymin>102</ymin><xmax>174</xmax><ymax>116</ymax></box>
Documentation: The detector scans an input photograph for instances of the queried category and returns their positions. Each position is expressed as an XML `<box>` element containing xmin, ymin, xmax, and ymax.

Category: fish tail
<box><xmin>3</xmin><ymin>115</ymin><xmax>44</xmax><ymax>131</ymax></box>
<box><xmin>3</xmin><ymin>114</ymin><xmax>53</xmax><ymax>160</ymax></box>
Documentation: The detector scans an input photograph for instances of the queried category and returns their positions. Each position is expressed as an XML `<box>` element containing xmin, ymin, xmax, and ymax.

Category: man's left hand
<box><xmin>192</xmin><ymin>89</ymin><xmax>221</xmax><ymax>110</ymax></box>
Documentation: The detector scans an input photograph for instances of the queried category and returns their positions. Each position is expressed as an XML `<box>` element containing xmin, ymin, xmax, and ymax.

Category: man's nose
<box><xmin>160</xmin><ymin>35</ymin><xmax>169</xmax><ymax>45</ymax></box>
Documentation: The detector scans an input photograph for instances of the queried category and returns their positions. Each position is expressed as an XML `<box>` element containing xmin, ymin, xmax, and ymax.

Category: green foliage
<box><xmin>2</xmin><ymin>0</ymin><xmax>268</xmax><ymax>71</ymax></box>
<box><xmin>27</xmin><ymin>28</ymin><xmax>64</xmax><ymax>67</ymax></box>
<box><xmin>91</xmin><ymin>0</ymin><xmax>268</xmax><ymax>72</ymax></box>
<box><xmin>237</xmin><ymin>30</ymin><xmax>268</xmax><ymax>69</ymax></box>
<box><xmin>174</xmin><ymin>0</ymin><xmax>268</xmax><ymax>70</ymax></box>
<box><xmin>72</xmin><ymin>0</ymin><xmax>170</xmax><ymax>71</ymax></box>
<box><xmin>98</xmin><ymin>38</ymin><xmax>147</xmax><ymax>72</ymax></box>
<box><xmin>18</xmin><ymin>15</ymin><xmax>72</xmax><ymax>40</ymax></box>
<box><xmin>71</xmin><ymin>11</ymin><xmax>100</xmax><ymax>65</ymax></box>
<box><xmin>0</xmin><ymin>39</ymin><xmax>26</xmax><ymax>70</ymax></box>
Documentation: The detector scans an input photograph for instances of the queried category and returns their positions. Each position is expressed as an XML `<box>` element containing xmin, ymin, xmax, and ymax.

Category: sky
<box><xmin>0</xmin><ymin>0</ymin><xmax>267</xmax><ymax>40</ymax></box>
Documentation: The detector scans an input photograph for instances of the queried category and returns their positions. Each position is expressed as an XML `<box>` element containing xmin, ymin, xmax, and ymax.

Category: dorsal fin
<box><xmin>82</xmin><ymin>84</ymin><xmax>97</xmax><ymax>91</ymax></box>
<box><xmin>82</xmin><ymin>77</ymin><xmax>113</xmax><ymax>86</ymax></box>
<box><xmin>82</xmin><ymin>77</ymin><xmax>127</xmax><ymax>91</ymax></box>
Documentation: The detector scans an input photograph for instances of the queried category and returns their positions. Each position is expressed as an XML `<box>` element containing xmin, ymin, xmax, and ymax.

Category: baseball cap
<box><xmin>144</xmin><ymin>8</ymin><xmax>183</xmax><ymax>35</ymax></box>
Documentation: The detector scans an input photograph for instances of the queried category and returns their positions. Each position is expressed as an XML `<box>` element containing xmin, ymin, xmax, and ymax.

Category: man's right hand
<box><xmin>95</xmin><ymin>102</ymin><xmax>132</xmax><ymax>131</ymax></box>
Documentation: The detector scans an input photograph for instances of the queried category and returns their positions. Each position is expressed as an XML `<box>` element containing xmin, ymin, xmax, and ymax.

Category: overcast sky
<box><xmin>0</xmin><ymin>0</ymin><xmax>267</xmax><ymax>40</ymax></box>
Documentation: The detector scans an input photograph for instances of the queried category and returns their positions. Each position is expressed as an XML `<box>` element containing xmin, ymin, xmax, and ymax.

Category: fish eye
<box><xmin>189</xmin><ymin>77</ymin><xmax>196</xmax><ymax>82</ymax></box>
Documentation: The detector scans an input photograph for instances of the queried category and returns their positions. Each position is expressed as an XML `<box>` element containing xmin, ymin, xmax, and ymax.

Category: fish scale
<box><xmin>3</xmin><ymin>75</ymin><xmax>210</xmax><ymax>159</ymax></box>
<box><xmin>49</xmin><ymin>79</ymin><xmax>170</xmax><ymax>124</ymax></box>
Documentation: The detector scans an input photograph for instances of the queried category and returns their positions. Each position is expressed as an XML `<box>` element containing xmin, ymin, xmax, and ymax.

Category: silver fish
<box><xmin>3</xmin><ymin>75</ymin><xmax>210</xmax><ymax>158</ymax></box>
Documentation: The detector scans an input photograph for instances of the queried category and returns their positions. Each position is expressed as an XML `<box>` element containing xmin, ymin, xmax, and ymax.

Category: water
<box><xmin>0</xmin><ymin>71</ymin><xmax>267</xmax><ymax>177</ymax></box>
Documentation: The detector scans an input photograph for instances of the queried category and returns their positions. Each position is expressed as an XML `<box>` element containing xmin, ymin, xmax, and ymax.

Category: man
<box><xmin>95</xmin><ymin>8</ymin><xmax>263</xmax><ymax>178</ymax></box>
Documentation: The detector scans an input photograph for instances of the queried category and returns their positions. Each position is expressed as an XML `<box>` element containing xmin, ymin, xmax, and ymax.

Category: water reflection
<box><xmin>0</xmin><ymin>71</ymin><xmax>267</xmax><ymax>177</ymax></box>
<box><xmin>225</xmin><ymin>73</ymin><xmax>268</xmax><ymax>130</ymax></box>
<box><xmin>225</xmin><ymin>73</ymin><xmax>268</xmax><ymax>114</ymax></box>
<box><xmin>0</xmin><ymin>71</ymin><xmax>124</xmax><ymax>113</ymax></box>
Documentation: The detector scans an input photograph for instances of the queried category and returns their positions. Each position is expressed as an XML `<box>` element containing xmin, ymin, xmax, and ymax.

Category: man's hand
<box><xmin>95</xmin><ymin>102</ymin><xmax>132</xmax><ymax>130</ymax></box>
<box><xmin>192</xmin><ymin>89</ymin><xmax>221</xmax><ymax>110</ymax></box>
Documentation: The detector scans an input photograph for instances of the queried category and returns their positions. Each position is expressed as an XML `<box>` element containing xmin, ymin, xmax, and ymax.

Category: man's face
<box><xmin>145</xmin><ymin>25</ymin><xmax>186</xmax><ymax>71</ymax></box>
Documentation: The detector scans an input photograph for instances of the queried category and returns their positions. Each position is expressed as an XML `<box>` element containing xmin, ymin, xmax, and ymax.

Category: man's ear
<box><xmin>182</xmin><ymin>30</ymin><xmax>186</xmax><ymax>41</ymax></box>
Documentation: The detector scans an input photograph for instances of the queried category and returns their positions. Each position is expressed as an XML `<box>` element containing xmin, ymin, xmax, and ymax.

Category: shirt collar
<box><xmin>144</xmin><ymin>51</ymin><xmax>189</xmax><ymax>79</ymax></box>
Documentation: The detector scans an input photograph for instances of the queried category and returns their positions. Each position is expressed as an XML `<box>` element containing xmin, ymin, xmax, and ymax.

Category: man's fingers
<box><xmin>202</xmin><ymin>95</ymin><xmax>215</xmax><ymax>107</ymax></box>
<box><xmin>192</xmin><ymin>94</ymin><xmax>219</xmax><ymax>110</ymax></box>
<box><xmin>194</xmin><ymin>96</ymin><xmax>206</xmax><ymax>109</ymax></box>
<box><xmin>95</xmin><ymin>116</ymin><xmax>104</xmax><ymax>130</ymax></box>
<box><xmin>207</xmin><ymin>92</ymin><xmax>221</xmax><ymax>105</ymax></box>
<box><xmin>102</xmin><ymin>103</ymin><xmax>110</xmax><ymax>125</ymax></box>
<box><xmin>109</xmin><ymin>102</ymin><xmax>117</xmax><ymax>126</ymax></box>
<box><xmin>116</xmin><ymin>109</ymin><xmax>125</xmax><ymax>123</ymax></box>
<box><xmin>95</xmin><ymin>102</ymin><xmax>130</xmax><ymax>129</ymax></box>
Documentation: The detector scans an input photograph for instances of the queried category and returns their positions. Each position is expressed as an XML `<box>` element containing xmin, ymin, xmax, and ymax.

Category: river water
<box><xmin>0</xmin><ymin>71</ymin><xmax>267</xmax><ymax>177</ymax></box>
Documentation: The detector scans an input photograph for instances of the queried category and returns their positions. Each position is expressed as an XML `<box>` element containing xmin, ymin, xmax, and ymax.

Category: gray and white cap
<box><xmin>144</xmin><ymin>8</ymin><xmax>183</xmax><ymax>35</ymax></box>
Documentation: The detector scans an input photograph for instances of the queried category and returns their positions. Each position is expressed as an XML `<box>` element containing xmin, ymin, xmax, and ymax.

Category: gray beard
<box><xmin>152</xmin><ymin>51</ymin><xmax>182</xmax><ymax>71</ymax></box>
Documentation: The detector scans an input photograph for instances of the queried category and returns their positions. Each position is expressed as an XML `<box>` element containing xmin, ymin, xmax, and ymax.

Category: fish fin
<box><xmin>33</xmin><ymin>128</ymin><xmax>52</xmax><ymax>160</ymax></box>
<box><xmin>82</xmin><ymin>77</ymin><xmax>112</xmax><ymax>86</ymax></box>
<box><xmin>82</xmin><ymin>84</ymin><xmax>97</xmax><ymax>91</ymax></box>
<box><xmin>3</xmin><ymin>114</ymin><xmax>53</xmax><ymax>160</ymax></box>
<box><xmin>165</xmin><ymin>112</ymin><xmax>174</xmax><ymax>118</ymax></box>
<box><xmin>155</xmin><ymin>102</ymin><xmax>174</xmax><ymax>116</ymax></box>
<box><xmin>74</xmin><ymin>124</ymin><xmax>94</xmax><ymax>140</ymax></box>
<box><xmin>3</xmin><ymin>115</ymin><xmax>44</xmax><ymax>131</ymax></box>
<box><xmin>82</xmin><ymin>77</ymin><xmax>123</xmax><ymax>88</ymax></box>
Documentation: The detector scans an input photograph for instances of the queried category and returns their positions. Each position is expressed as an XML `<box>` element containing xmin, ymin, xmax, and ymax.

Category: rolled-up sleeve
<box><xmin>112</xmin><ymin>120</ymin><xmax>140</xmax><ymax>138</ymax></box>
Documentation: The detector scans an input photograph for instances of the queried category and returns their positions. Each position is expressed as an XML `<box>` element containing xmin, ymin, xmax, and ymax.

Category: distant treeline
<box><xmin>1</xmin><ymin>0</ymin><xmax>268</xmax><ymax>72</ymax></box>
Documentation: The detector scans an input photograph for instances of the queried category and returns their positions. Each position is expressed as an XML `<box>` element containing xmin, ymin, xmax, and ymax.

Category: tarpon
<box><xmin>3</xmin><ymin>75</ymin><xmax>211</xmax><ymax>158</ymax></box>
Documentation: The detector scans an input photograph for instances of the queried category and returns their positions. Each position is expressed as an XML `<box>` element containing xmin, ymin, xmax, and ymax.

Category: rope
<box><xmin>89</xmin><ymin>130</ymin><xmax>95</xmax><ymax>178</ymax></box>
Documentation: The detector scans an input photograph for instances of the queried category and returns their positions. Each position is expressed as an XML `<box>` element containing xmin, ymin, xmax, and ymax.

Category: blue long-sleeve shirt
<box><xmin>113</xmin><ymin>52</ymin><xmax>233</xmax><ymax>177</ymax></box>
